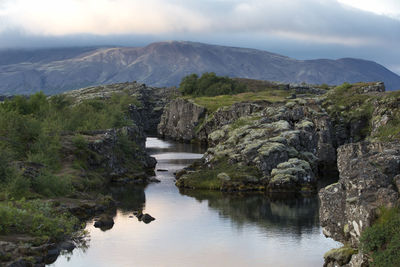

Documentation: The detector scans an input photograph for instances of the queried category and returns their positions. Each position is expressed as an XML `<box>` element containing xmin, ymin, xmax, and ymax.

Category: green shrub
<box><xmin>360</xmin><ymin>206</ymin><xmax>400</xmax><ymax>267</ymax></box>
<box><xmin>179</xmin><ymin>72</ymin><xmax>246</xmax><ymax>97</ymax></box>
<box><xmin>8</xmin><ymin>175</ymin><xmax>31</xmax><ymax>199</ymax></box>
<box><xmin>0</xmin><ymin>90</ymin><xmax>139</xmax><ymax>198</ymax></box>
<box><xmin>0</xmin><ymin>199</ymin><xmax>79</xmax><ymax>241</ymax></box>
<box><xmin>31</xmin><ymin>171</ymin><xmax>73</xmax><ymax>197</ymax></box>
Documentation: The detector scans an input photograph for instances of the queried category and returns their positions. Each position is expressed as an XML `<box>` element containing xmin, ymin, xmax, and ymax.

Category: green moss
<box><xmin>258</xmin><ymin>142</ymin><xmax>287</xmax><ymax>157</ymax></box>
<box><xmin>322</xmin><ymin>82</ymin><xmax>379</xmax><ymax>141</ymax></box>
<box><xmin>229</xmin><ymin>116</ymin><xmax>259</xmax><ymax>130</ymax></box>
<box><xmin>185</xmin><ymin>89</ymin><xmax>290</xmax><ymax>113</ymax></box>
<box><xmin>176</xmin><ymin>157</ymin><xmax>261</xmax><ymax>190</ymax></box>
<box><xmin>324</xmin><ymin>246</ymin><xmax>358</xmax><ymax>265</ymax></box>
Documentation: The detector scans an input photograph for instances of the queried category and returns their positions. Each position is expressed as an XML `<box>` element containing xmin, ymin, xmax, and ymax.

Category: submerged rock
<box><xmin>136</xmin><ymin>212</ymin><xmax>156</xmax><ymax>224</ymax></box>
<box><xmin>94</xmin><ymin>215</ymin><xmax>115</xmax><ymax>230</ymax></box>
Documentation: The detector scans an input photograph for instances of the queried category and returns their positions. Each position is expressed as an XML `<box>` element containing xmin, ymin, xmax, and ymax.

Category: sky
<box><xmin>0</xmin><ymin>0</ymin><xmax>399</xmax><ymax>74</ymax></box>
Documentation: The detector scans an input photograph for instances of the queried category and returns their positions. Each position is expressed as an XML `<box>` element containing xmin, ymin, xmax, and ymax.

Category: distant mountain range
<box><xmin>1</xmin><ymin>41</ymin><xmax>399</xmax><ymax>95</ymax></box>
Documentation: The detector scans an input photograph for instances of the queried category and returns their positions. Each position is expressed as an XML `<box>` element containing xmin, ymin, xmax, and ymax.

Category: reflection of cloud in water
<box><xmin>152</xmin><ymin>152</ymin><xmax>203</xmax><ymax>160</ymax></box>
<box><xmin>146</xmin><ymin>137</ymin><xmax>173</xmax><ymax>149</ymax></box>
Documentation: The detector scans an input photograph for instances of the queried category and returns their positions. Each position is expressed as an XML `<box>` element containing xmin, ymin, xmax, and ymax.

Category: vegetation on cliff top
<box><xmin>323</xmin><ymin>82</ymin><xmax>400</xmax><ymax>142</ymax></box>
<box><xmin>179</xmin><ymin>72</ymin><xmax>246</xmax><ymax>97</ymax></box>
<box><xmin>180</xmin><ymin>73</ymin><xmax>292</xmax><ymax>112</ymax></box>
<box><xmin>0</xmin><ymin>91</ymin><xmax>138</xmax><ymax>200</ymax></box>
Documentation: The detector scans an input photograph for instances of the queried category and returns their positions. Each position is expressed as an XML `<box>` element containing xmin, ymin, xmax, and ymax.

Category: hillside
<box><xmin>1</xmin><ymin>41</ymin><xmax>400</xmax><ymax>94</ymax></box>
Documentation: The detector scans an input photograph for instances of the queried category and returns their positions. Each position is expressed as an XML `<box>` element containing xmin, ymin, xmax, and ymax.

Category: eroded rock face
<box><xmin>61</xmin><ymin>125</ymin><xmax>156</xmax><ymax>186</ymax></box>
<box><xmin>128</xmin><ymin>86</ymin><xmax>178</xmax><ymax>134</ymax></box>
<box><xmin>86</xmin><ymin>126</ymin><xmax>156</xmax><ymax>176</ymax></box>
<box><xmin>176</xmin><ymin>98</ymin><xmax>337</xmax><ymax>192</ymax></box>
<box><xmin>64</xmin><ymin>82</ymin><xmax>178</xmax><ymax>135</ymax></box>
<box><xmin>157</xmin><ymin>98</ymin><xmax>206</xmax><ymax>142</ymax></box>
<box><xmin>197</xmin><ymin>101</ymin><xmax>271</xmax><ymax>142</ymax></box>
<box><xmin>319</xmin><ymin>141</ymin><xmax>400</xmax><ymax>247</ymax></box>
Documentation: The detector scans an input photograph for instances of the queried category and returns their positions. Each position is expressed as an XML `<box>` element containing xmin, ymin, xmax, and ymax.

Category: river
<box><xmin>52</xmin><ymin>137</ymin><xmax>339</xmax><ymax>267</ymax></box>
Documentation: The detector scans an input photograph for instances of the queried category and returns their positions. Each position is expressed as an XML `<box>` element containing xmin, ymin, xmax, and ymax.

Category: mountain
<box><xmin>1</xmin><ymin>41</ymin><xmax>399</xmax><ymax>95</ymax></box>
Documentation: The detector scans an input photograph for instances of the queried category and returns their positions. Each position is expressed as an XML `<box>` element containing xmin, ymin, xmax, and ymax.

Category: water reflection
<box><xmin>181</xmin><ymin>190</ymin><xmax>319</xmax><ymax>236</ymax></box>
<box><xmin>107</xmin><ymin>184</ymin><xmax>146</xmax><ymax>214</ymax></box>
<box><xmin>52</xmin><ymin>137</ymin><xmax>338</xmax><ymax>267</ymax></box>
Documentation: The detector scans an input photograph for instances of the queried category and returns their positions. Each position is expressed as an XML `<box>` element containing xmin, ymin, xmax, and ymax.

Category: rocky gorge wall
<box><xmin>157</xmin><ymin>81</ymin><xmax>400</xmax><ymax>266</ymax></box>
<box><xmin>320</xmin><ymin>142</ymin><xmax>400</xmax><ymax>266</ymax></box>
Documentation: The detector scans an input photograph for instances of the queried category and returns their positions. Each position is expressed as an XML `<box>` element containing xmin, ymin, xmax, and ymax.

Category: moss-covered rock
<box><xmin>269</xmin><ymin>158</ymin><xmax>315</xmax><ymax>192</ymax></box>
<box><xmin>323</xmin><ymin>246</ymin><xmax>358</xmax><ymax>266</ymax></box>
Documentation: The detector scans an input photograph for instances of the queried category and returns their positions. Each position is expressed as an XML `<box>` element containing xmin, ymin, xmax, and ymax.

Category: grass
<box><xmin>186</xmin><ymin>89</ymin><xmax>291</xmax><ymax>113</ymax></box>
<box><xmin>177</xmin><ymin>157</ymin><xmax>261</xmax><ymax>190</ymax></box>
<box><xmin>0</xmin><ymin>199</ymin><xmax>79</xmax><ymax>242</ymax></box>
<box><xmin>360</xmin><ymin>206</ymin><xmax>400</xmax><ymax>267</ymax></box>
<box><xmin>0</xmin><ymin>90</ymin><xmax>141</xmax><ymax>200</ymax></box>
<box><xmin>323</xmin><ymin>82</ymin><xmax>376</xmax><ymax>140</ymax></box>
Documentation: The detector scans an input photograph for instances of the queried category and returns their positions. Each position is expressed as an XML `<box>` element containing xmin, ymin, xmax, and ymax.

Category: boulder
<box><xmin>323</xmin><ymin>247</ymin><xmax>358</xmax><ymax>267</ymax></box>
<box><xmin>141</xmin><ymin>214</ymin><xmax>156</xmax><ymax>224</ymax></box>
<box><xmin>94</xmin><ymin>215</ymin><xmax>115</xmax><ymax>230</ymax></box>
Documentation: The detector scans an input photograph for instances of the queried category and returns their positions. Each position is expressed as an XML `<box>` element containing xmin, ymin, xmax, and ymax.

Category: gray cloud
<box><xmin>0</xmin><ymin>0</ymin><xmax>399</xmax><ymax>74</ymax></box>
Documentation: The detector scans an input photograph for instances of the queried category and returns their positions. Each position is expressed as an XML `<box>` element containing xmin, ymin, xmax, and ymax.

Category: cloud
<box><xmin>338</xmin><ymin>0</ymin><xmax>400</xmax><ymax>19</ymax></box>
<box><xmin>0</xmin><ymin>0</ymin><xmax>210</xmax><ymax>35</ymax></box>
<box><xmin>0</xmin><ymin>0</ymin><xmax>399</xmax><ymax>75</ymax></box>
<box><xmin>1</xmin><ymin>0</ymin><xmax>399</xmax><ymax>46</ymax></box>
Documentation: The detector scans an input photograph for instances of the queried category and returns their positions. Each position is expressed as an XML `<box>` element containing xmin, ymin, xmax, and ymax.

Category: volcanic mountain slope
<box><xmin>1</xmin><ymin>41</ymin><xmax>400</xmax><ymax>94</ymax></box>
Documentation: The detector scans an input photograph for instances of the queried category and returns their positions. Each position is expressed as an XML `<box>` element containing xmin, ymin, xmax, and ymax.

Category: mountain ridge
<box><xmin>0</xmin><ymin>41</ymin><xmax>399</xmax><ymax>94</ymax></box>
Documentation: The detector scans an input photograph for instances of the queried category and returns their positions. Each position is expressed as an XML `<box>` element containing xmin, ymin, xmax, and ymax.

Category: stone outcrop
<box><xmin>197</xmin><ymin>101</ymin><xmax>271</xmax><ymax>143</ymax></box>
<box><xmin>128</xmin><ymin>85</ymin><xmax>178</xmax><ymax>134</ymax></box>
<box><xmin>319</xmin><ymin>141</ymin><xmax>400</xmax><ymax>266</ymax></box>
<box><xmin>60</xmin><ymin>125</ymin><xmax>156</xmax><ymax>187</ymax></box>
<box><xmin>157</xmin><ymin>98</ymin><xmax>206</xmax><ymax>142</ymax></box>
<box><xmin>175</xmin><ymin>97</ymin><xmax>337</xmax><ymax>192</ymax></box>
<box><xmin>158</xmin><ymin>99</ymin><xmax>271</xmax><ymax>143</ymax></box>
<box><xmin>64</xmin><ymin>82</ymin><xmax>178</xmax><ymax>134</ymax></box>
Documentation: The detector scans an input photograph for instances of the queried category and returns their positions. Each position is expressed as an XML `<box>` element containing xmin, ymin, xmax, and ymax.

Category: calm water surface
<box><xmin>52</xmin><ymin>137</ymin><xmax>339</xmax><ymax>267</ymax></box>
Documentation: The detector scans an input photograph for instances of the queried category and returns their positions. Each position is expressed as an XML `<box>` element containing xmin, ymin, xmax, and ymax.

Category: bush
<box><xmin>0</xmin><ymin>90</ymin><xmax>139</xmax><ymax>199</ymax></box>
<box><xmin>179</xmin><ymin>72</ymin><xmax>247</xmax><ymax>97</ymax></box>
<box><xmin>0</xmin><ymin>199</ymin><xmax>79</xmax><ymax>241</ymax></box>
<box><xmin>360</xmin><ymin>206</ymin><xmax>400</xmax><ymax>267</ymax></box>
<box><xmin>31</xmin><ymin>171</ymin><xmax>73</xmax><ymax>197</ymax></box>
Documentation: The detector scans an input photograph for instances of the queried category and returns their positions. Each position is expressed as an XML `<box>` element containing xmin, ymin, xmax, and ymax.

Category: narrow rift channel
<box><xmin>52</xmin><ymin>137</ymin><xmax>339</xmax><ymax>267</ymax></box>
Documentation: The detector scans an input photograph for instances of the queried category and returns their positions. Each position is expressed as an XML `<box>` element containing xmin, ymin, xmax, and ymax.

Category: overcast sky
<box><xmin>0</xmin><ymin>0</ymin><xmax>399</xmax><ymax>74</ymax></box>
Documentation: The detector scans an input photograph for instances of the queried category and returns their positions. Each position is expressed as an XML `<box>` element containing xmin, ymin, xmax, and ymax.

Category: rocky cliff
<box><xmin>64</xmin><ymin>81</ymin><xmax>178</xmax><ymax>134</ymax></box>
<box><xmin>60</xmin><ymin>126</ymin><xmax>156</xmax><ymax>188</ymax></box>
<box><xmin>158</xmin><ymin>81</ymin><xmax>400</xmax><ymax>266</ymax></box>
<box><xmin>160</xmin><ymin>82</ymin><xmax>341</xmax><ymax>193</ymax></box>
<box><xmin>157</xmin><ymin>98</ymin><xmax>206</xmax><ymax>142</ymax></box>
<box><xmin>319</xmin><ymin>142</ymin><xmax>400</xmax><ymax>266</ymax></box>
